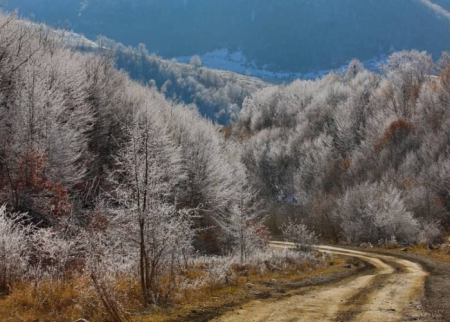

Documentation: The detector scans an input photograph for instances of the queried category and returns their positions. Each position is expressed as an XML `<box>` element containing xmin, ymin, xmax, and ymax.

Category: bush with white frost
<box><xmin>418</xmin><ymin>221</ymin><xmax>442</xmax><ymax>245</ymax></box>
<box><xmin>30</xmin><ymin>228</ymin><xmax>82</xmax><ymax>281</ymax></box>
<box><xmin>280</xmin><ymin>218</ymin><xmax>318</xmax><ymax>252</ymax></box>
<box><xmin>0</xmin><ymin>206</ymin><xmax>33</xmax><ymax>292</ymax></box>
<box><xmin>190</xmin><ymin>247</ymin><xmax>320</xmax><ymax>289</ymax></box>
<box><xmin>335</xmin><ymin>182</ymin><xmax>420</xmax><ymax>243</ymax></box>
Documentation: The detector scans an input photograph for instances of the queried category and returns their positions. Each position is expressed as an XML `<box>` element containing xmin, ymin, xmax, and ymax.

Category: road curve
<box><xmin>215</xmin><ymin>242</ymin><xmax>428</xmax><ymax>322</ymax></box>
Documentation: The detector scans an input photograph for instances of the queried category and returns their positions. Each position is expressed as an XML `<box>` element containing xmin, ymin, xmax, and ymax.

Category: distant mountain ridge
<box><xmin>6</xmin><ymin>0</ymin><xmax>450</xmax><ymax>75</ymax></box>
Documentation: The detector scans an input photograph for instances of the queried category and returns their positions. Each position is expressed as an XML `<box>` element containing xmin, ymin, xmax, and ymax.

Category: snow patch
<box><xmin>176</xmin><ymin>49</ymin><xmax>388</xmax><ymax>83</ymax></box>
<box><xmin>51</xmin><ymin>29</ymin><xmax>99</xmax><ymax>48</ymax></box>
<box><xmin>419</xmin><ymin>0</ymin><xmax>450</xmax><ymax>21</ymax></box>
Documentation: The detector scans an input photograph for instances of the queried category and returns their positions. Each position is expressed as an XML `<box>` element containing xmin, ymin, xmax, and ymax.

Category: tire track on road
<box><xmin>215</xmin><ymin>243</ymin><xmax>428</xmax><ymax>322</ymax></box>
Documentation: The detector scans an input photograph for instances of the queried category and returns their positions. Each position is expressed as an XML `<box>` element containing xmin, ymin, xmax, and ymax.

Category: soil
<box><xmin>351</xmin><ymin>246</ymin><xmax>450</xmax><ymax>321</ymax></box>
<box><xmin>174</xmin><ymin>243</ymin><xmax>450</xmax><ymax>322</ymax></box>
<box><xmin>169</xmin><ymin>249</ymin><xmax>372</xmax><ymax>322</ymax></box>
<box><xmin>214</xmin><ymin>244</ymin><xmax>431</xmax><ymax>322</ymax></box>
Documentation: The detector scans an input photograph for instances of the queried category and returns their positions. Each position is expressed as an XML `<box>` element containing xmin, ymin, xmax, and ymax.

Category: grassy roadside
<box><xmin>396</xmin><ymin>245</ymin><xmax>450</xmax><ymax>264</ymax></box>
<box><xmin>147</xmin><ymin>256</ymin><xmax>371</xmax><ymax>322</ymax></box>
<box><xmin>364</xmin><ymin>237</ymin><xmax>450</xmax><ymax>264</ymax></box>
<box><xmin>151</xmin><ymin>240</ymin><xmax>450</xmax><ymax>322</ymax></box>
<box><xmin>0</xmin><ymin>250</ymin><xmax>369</xmax><ymax>322</ymax></box>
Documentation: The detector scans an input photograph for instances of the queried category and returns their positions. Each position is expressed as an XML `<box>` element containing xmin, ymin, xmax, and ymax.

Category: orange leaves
<box><xmin>16</xmin><ymin>148</ymin><xmax>48</xmax><ymax>192</ymax></box>
<box><xmin>248</xmin><ymin>221</ymin><xmax>271</xmax><ymax>245</ymax></box>
<box><xmin>340</xmin><ymin>158</ymin><xmax>352</xmax><ymax>172</ymax></box>
<box><xmin>15</xmin><ymin>148</ymin><xmax>71</xmax><ymax>217</ymax></box>
<box><xmin>88</xmin><ymin>211</ymin><xmax>109</xmax><ymax>232</ymax></box>
<box><xmin>402</xmin><ymin>177</ymin><xmax>416</xmax><ymax>190</ymax></box>
<box><xmin>434</xmin><ymin>198</ymin><xmax>445</xmax><ymax>208</ymax></box>
<box><xmin>375</xmin><ymin>119</ymin><xmax>414</xmax><ymax>151</ymax></box>
<box><xmin>49</xmin><ymin>184</ymin><xmax>71</xmax><ymax>217</ymax></box>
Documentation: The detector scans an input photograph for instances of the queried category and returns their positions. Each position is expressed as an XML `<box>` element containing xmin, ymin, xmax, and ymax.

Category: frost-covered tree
<box><xmin>233</xmin><ymin>49</ymin><xmax>450</xmax><ymax>241</ymax></box>
<box><xmin>345</xmin><ymin>59</ymin><xmax>364</xmax><ymax>80</ymax></box>
<box><xmin>334</xmin><ymin>183</ymin><xmax>419</xmax><ymax>243</ymax></box>
<box><xmin>219</xmin><ymin>188</ymin><xmax>265</xmax><ymax>263</ymax></box>
<box><xmin>106</xmin><ymin>103</ymin><xmax>195</xmax><ymax>304</ymax></box>
<box><xmin>190</xmin><ymin>55</ymin><xmax>202</xmax><ymax>68</ymax></box>
<box><xmin>160</xmin><ymin>105</ymin><xmax>240</xmax><ymax>223</ymax></box>
<box><xmin>0</xmin><ymin>15</ymin><xmax>94</xmax><ymax>224</ymax></box>
<box><xmin>81</xmin><ymin>36</ymin><xmax>266</xmax><ymax>125</ymax></box>
<box><xmin>380</xmin><ymin>50</ymin><xmax>434</xmax><ymax>118</ymax></box>
<box><xmin>438</xmin><ymin>51</ymin><xmax>450</xmax><ymax>71</ymax></box>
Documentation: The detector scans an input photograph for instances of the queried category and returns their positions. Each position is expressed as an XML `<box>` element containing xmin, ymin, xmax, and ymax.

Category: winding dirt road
<box><xmin>215</xmin><ymin>242</ymin><xmax>429</xmax><ymax>322</ymax></box>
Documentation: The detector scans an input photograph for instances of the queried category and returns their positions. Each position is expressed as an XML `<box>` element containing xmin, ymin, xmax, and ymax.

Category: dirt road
<box><xmin>215</xmin><ymin>242</ymin><xmax>429</xmax><ymax>322</ymax></box>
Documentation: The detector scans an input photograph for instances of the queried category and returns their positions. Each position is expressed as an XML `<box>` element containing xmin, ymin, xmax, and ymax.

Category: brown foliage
<box><xmin>375</xmin><ymin>119</ymin><xmax>415</xmax><ymax>151</ymax></box>
<box><xmin>440</xmin><ymin>66</ymin><xmax>450</xmax><ymax>91</ymax></box>
<box><xmin>434</xmin><ymin>198</ymin><xmax>445</xmax><ymax>208</ymax></box>
<box><xmin>340</xmin><ymin>158</ymin><xmax>352</xmax><ymax>172</ymax></box>
<box><xmin>7</xmin><ymin>148</ymin><xmax>71</xmax><ymax>218</ymax></box>
<box><xmin>402</xmin><ymin>177</ymin><xmax>416</xmax><ymax>190</ymax></box>
<box><xmin>249</xmin><ymin>221</ymin><xmax>271</xmax><ymax>246</ymax></box>
<box><xmin>409</xmin><ymin>83</ymin><xmax>422</xmax><ymax>104</ymax></box>
<box><xmin>88</xmin><ymin>211</ymin><xmax>110</xmax><ymax>232</ymax></box>
<box><xmin>219</xmin><ymin>125</ymin><xmax>233</xmax><ymax>141</ymax></box>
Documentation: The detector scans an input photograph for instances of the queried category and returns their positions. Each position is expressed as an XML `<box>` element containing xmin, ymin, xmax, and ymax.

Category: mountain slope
<box><xmin>6</xmin><ymin>0</ymin><xmax>450</xmax><ymax>75</ymax></box>
<box><xmin>70</xmin><ymin>37</ymin><xmax>267</xmax><ymax>124</ymax></box>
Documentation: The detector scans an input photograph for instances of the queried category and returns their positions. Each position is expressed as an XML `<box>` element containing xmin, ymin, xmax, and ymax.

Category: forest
<box><xmin>235</xmin><ymin>53</ymin><xmax>450</xmax><ymax>243</ymax></box>
<box><xmin>0</xmin><ymin>12</ymin><xmax>450</xmax><ymax>321</ymax></box>
<box><xmin>80</xmin><ymin>36</ymin><xmax>267</xmax><ymax>124</ymax></box>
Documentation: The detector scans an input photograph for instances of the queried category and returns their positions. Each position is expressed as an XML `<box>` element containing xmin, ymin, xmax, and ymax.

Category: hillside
<box><xmin>78</xmin><ymin>37</ymin><xmax>267</xmax><ymax>124</ymax></box>
<box><xmin>36</xmin><ymin>27</ymin><xmax>268</xmax><ymax>125</ymax></box>
<box><xmin>233</xmin><ymin>52</ymin><xmax>450</xmax><ymax>242</ymax></box>
<box><xmin>6</xmin><ymin>0</ymin><xmax>450</xmax><ymax>76</ymax></box>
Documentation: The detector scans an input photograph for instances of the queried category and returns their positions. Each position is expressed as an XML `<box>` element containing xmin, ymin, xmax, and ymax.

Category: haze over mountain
<box><xmin>6</xmin><ymin>0</ymin><xmax>450</xmax><ymax>79</ymax></box>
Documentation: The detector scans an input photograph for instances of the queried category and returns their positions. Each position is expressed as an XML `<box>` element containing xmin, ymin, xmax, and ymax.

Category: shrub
<box><xmin>418</xmin><ymin>221</ymin><xmax>442</xmax><ymax>245</ymax></box>
<box><xmin>280</xmin><ymin>218</ymin><xmax>318</xmax><ymax>252</ymax></box>
<box><xmin>334</xmin><ymin>182</ymin><xmax>420</xmax><ymax>243</ymax></box>
<box><xmin>0</xmin><ymin>205</ymin><xmax>33</xmax><ymax>293</ymax></box>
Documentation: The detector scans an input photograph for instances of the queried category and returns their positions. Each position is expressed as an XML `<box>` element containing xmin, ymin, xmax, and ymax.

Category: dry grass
<box><xmin>0</xmin><ymin>251</ymin><xmax>347</xmax><ymax>322</ymax></box>
<box><xmin>0</xmin><ymin>278</ymin><xmax>105</xmax><ymax>322</ymax></box>
<box><xmin>378</xmin><ymin>236</ymin><xmax>450</xmax><ymax>264</ymax></box>
<box><xmin>0</xmin><ymin>275</ymin><xmax>144</xmax><ymax>322</ymax></box>
<box><xmin>406</xmin><ymin>244</ymin><xmax>450</xmax><ymax>264</ymax></box>
<box><xmin>138</xmin><ymin>255</ymin><xmax>347</xmax><ymax>322</ymax></box>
